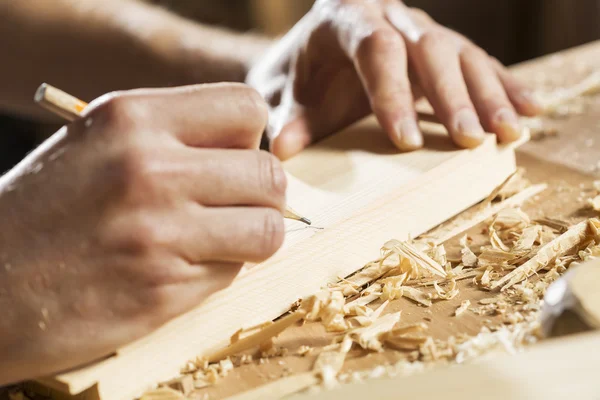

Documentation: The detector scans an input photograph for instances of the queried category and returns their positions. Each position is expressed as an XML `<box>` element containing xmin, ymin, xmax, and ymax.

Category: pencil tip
<box><xmin>300</xmin><ymin>217</ymin><xmax>312</xmax><ymax>226</ymax></box>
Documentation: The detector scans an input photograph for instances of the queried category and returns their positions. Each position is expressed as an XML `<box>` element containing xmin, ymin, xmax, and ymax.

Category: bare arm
<box><xmin>0</xmin><ymin>0</ymin><xmax>271</xmax><ymax>120</ymax></box>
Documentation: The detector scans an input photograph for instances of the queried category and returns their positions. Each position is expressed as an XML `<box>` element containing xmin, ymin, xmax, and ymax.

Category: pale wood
<box><xmin>34</xmin><ymin>83</ymin><xmax>86</xmax><ymax>121</ymax></box>
<box><xmin>39</xmin><ymin>116</ymin><xmax>519</xmax><ymax>400</ymax></box>
<box><xmin>289</xmin><ymin>331</ymin><xmax>600</xmax><ymax>400</ymax></box>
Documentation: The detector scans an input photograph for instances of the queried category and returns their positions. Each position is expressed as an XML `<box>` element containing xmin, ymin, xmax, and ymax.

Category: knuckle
<box><xmin>256</xmin><ymin>150</ymin><xmax>287</xmax><ymax>200</ymax></box>
<box><xmin>217</xmin><ymin>83</ymin><xmax>269</xmax><ymax>135</ymax></box>
<box><xmin>113</xmin><ymin>147</ymin><xmax>161</xmax><ymax>201</ymax></box>
<box><xmin>461</xmin><ymin>45</ymin><xmax>488</xmax><ymax>61</ymax></box>
<box><xmin>92</xmin><ymin>93</ymin><xmax>135</xmax><ymax>131</ymax></box>
<box><xmin>358</xmin><ymin>28</ymin><xmax>404</xmax><ymax>55</ymax></box>
<box><xmin>417</xmin><ymin>29</ymin><xmax>448</xmax><ymax>50</ymax></box>
<box><xmin>255</xmin><ymin>209</ymin><xmax>285</xmax><ymax>259</ymax></box>
<box><xmin>125</xmin><ymin>215</ymin><xmax>167</xmax><ymax>254</ymax></box>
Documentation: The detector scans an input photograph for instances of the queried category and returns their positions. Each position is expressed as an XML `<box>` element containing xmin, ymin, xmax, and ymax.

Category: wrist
<box><xmin>125</xmin><ymin>2</ymin><xmax>272</xmax><ymax>84</ymax></box>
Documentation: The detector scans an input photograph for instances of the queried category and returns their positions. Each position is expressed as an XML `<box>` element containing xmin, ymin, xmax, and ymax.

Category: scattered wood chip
<box><xmin>460</xmin><ymin>235</ymin><xmax>478</xmax><ymax>267</ymax></box>
<box><xmin>347</xmin><ymin>312</ymin><xmax>401</xmax><ymax>351</ymax></box>
<box><xmin>455</xmin><ymin>300</ymin><xmax>471</xmax><ymax>317</ymax></box>
<box><xmin>588</xmin><ymin>195</ymin><xmax>600</xmax><ymax>211</ymax></box>
<box><xmin>161</xmin><ymin>375</ymin><xmax>194</xmax><ymax>396</ymax></box>
<box><xmin>492</xmin><ymin>219</ymin><xmax>600</xmax><ymax>291</ymax></box>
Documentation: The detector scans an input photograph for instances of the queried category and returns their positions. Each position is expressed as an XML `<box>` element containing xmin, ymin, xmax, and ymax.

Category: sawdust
<box><xmin>150</xmin><ymin>178</ymin><xmax>600</xmax><ymax>400</ymax></box>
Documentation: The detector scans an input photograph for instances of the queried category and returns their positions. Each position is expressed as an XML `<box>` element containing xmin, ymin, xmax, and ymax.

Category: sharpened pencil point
<box><xmin>299</xmin><ymin>217</ymin><xmax>312</xmax><ymax>226</ymax></box>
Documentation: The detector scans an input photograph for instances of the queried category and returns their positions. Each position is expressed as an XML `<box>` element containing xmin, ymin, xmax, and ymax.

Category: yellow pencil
<box><xmin>34</xmin><ymin>83</ymin><xmax>311</xmax><ymax>225</ymax></box>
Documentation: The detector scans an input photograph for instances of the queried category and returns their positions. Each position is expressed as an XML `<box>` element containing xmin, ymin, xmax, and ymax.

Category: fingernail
<box><xmin>494</xmin><ymin>108</ymin><xmax>522</xmax><ymax>142</ymax></box>
<box><xmin>453</xmin><ymin>109</ymin><xmax>485</xmax><ymax>148</ymax></box>
<box><xmin>395</xmin><ymin>118</ymin><xmax>423</xmax><ymax>151</ymax></box>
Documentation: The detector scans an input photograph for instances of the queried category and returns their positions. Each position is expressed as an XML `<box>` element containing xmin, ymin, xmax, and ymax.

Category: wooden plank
<box><xmin>40</xmin><ymin>116</ymin><xmax>519</xmax><ymax>400</ymax></box>
<box><xmin>289</xmin><ymin>331</ymin><xmax>600</xmax><ymax>400</ymax></box>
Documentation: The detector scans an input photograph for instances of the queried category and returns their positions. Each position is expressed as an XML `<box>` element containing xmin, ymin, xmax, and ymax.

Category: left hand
<box><xmin>247</xmin><ymin>0</ymin><xmax>543</xmax><ymax>160</ymax></box>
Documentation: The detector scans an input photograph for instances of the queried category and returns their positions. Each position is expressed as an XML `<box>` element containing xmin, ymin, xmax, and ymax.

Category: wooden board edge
<box><xmin>42</xmin><ymin>139</ymin><xmax>518</xmax><ymax>400</ymax></box>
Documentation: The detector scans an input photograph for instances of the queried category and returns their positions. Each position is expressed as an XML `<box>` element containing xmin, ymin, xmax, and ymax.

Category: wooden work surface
<box><xmin>189</xmin><ymin>41</ymin><xmax>600</xmax><ymax>399</ymax></box>
<box><xmin>2</xmin><ymin>42</ymin><xmax>599</xmax><ymax>400</ymax></box>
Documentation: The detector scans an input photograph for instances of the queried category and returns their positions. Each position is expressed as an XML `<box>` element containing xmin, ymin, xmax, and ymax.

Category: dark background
<box><xmin>2</xmin><ymin>0</ymin><xmax>599</xmax><ymax>173</ymax></box>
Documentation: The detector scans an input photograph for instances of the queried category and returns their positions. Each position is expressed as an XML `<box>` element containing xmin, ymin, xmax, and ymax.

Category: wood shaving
<box><xmin>347</xmin><ymin>300</ymin><xmax>389</xmax><ymax>328</ymax></box>
<box><xmin>422</xmin><ymin>184</ymin><xmax>547</xmax><ymax>246</ymax></box>
<box><xmin>347</xmin><ymin>312</ymin><xmax>401</xmax><ymax>351</ymax></box>
<box><xmin>381</xmin><ymin>240</ymin><xmax>447</xmax><ymax>278</ymax></box>
<box><xmin>588</xmin><ymin>195</ymin><xmax>600</xmax><ymax>211</ymax></box>
<box><xmin>161</xmin><ymin>375</ymin><xmax>194</xmax><ymax>396</ymax></box>
<box><xmin>381</xmin><ymin>322</ymin><xmax>429</xmax><ymax>351</ymax></box>
<box><xmin>312</xmin><ymin>337</ymin><xmax>352</xmax><ymax>389</ymax></box>
<box><xmin>460</xmin><ymin>235</ymin><xmax>478</xmax><ymax>267</ymax></box>
<box><xmin>296</xmin><ymin>345</ymin><xmax>313</xmax><ymax>357</ymax></box>
<box><xmin>455</xmin><ymin>300</ymin><xmax>471</xmax><ymax>317</ymax></box>
<box><xmin>433</xmin><ymin>279</ymin><xmax>459</xmax><ymax>300</ymax></box>
<box><xmin>207</xmin><ymin>310</ymin><xmax>305</xmax><ymax>362</ymax></box>
<box><xmin>534</xmin><ymin>217</ymin><xmax>570</xmax><ymax>233</ymax></box>
<box><xmin>492</xmin><ymin>219</ymin><xmax>600</xmax><ymax>290</ymax></box>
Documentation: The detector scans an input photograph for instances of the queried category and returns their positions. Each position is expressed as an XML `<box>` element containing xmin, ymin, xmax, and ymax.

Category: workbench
<box><xmin>187</xmin><ymin>40</ymin><xmax>600</xmax><ymax>400</ymax></box>
<box><xmin>3</xmin><ymin>40</ymin><xmax>600</xmax><ymax>400</ymax></box>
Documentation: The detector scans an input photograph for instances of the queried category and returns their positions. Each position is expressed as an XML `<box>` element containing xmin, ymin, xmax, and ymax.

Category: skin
<box><xmin>0</xmin><ymin>0</ymin><xmax>543</xmax><ymax>385</ymax></box>
<box><xmin>0</xmin><ymin>84</ymin><xmax>286</xmax><ymax>385</ymax></box>
<box><xmin>247</xmin><ymin>0</ymin><xmax>543</xmax><ymax>160</ymax></box>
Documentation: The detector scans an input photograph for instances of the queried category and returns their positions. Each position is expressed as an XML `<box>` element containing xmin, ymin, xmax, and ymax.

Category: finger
<box><xmin>343</xmin><ymin>11</ymin><xmax>422</xmax><ymax>151</ymax></box>
<box><xmin>177</xmin><ymin>205</ymin><xmax>286</xmax><ymax>264</ymax></box>
<box><xmin>490</xmin><ymin>58</ymin><xmax>544</xmax><ymax>117</ymax></box>
<box><xmin>86</xmin><ymin>83</ymin><xmax>268</xmax><ymax>149</ymax></box>
<box><xmin>461</xmin><ymin>47</ymin><xmax>522</xmax><ymax>143</ymax></box>
<box><xmin>108</xmin><ymin>205</ymin><xmax>285</xmax><ymax>264</ymax></box>
<box><xmin>144</xmin><ymin>260</ymin><xmax>243</xmax><ymax>324</ymax></box>
<box><xmin>406</xmin><ymin>30</ymin><xmax>487</xmax><ymax>148</ymax></box>
<box><xmin>170</xmin><ymin>149</ymin><xmax>287</xmax><ymax>210</ymax></box>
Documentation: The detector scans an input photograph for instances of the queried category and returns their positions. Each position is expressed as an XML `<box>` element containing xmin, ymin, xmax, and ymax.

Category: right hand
<box><xmin>0</xmin><ymin>83</ymin><xmax>286</xmax><ymax>385</ymax></box>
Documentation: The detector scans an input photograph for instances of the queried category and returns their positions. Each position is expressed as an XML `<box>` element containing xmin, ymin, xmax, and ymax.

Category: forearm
<box><xmin>0</xmin><ymin>0</ymin><xmax>272</xmax><ymax>121</ymax></box>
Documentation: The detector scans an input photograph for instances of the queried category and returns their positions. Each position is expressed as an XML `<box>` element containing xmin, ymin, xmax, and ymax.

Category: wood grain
<box><xmin>40</xmin><ymin>115</ymin><xmax>518</xmax><ymax>400</ymax></box>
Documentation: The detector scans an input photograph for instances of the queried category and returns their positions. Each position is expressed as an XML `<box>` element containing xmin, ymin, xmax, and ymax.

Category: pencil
<box><xmin>34</xmin><ymin>83</ymin><xmax>312</xmax><ymax>226</ymax></box>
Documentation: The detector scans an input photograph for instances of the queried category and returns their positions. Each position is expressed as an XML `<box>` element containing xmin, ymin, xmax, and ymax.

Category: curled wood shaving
<box><xmin>347</xmin><ymin>312</ymin><xmax>401</xmax><ymax>351</ymax></box>
<box><xmin>347</xmin><ymin>300</ymin><xmax>389</xmax><ymax>328</ymax></box>
<box><xmin>455</xmin><ymin>300</ymin><xmax>471</xmax><ymax>317</ymax></box>
<box><xmin>433</xmin><ymin>279</ymin><xmax>459</xmax><ymax>300</ymax></box>
<box><xmin>343</xmin><ymin>289</ymin><xmax>380</xmax><ymax>315</ymax></box>
<box><xmin>382</xmin><ymin>240</ymin><xmax>447</xmax><ymax>278</ymax></box>
<box><xmin>492</xmin><ymin>208</ymin><xmax>531</xmax><ymax>231</ymax></box>
<box><xmin>512</xmin><ymin>225</ymin><xmax>542</xmax><ymax>253</ymax></box>
<box><xmin>492</xmin><ymin>219</ymin><xmax>600</xmax><ymax>291</ymax></box>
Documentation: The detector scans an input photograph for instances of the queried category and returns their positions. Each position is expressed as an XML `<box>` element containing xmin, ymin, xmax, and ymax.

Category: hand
<box><xmin>0</xmin><ymin>84</ymin><xmax>286</xmax><ymax>384</ymax></box>
<box><xmin>247</xmin><ymin>0</ymin><xmax>543</xmax><ymax>160</ymax></box>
